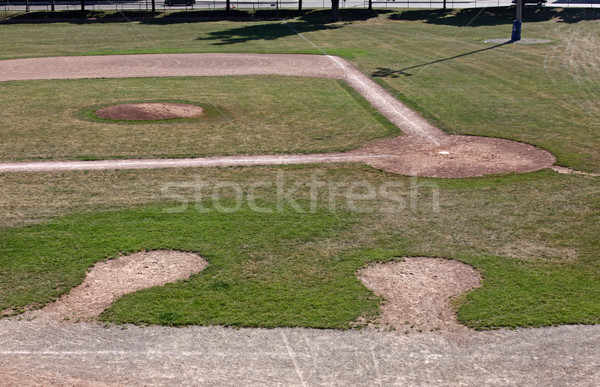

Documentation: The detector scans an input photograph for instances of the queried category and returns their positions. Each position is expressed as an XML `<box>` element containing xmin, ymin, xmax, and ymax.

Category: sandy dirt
<box><xmin>358</xmin><ymin>258</ymin><xmax>481</xmax><ymax>334</ymax></box>
<box><xmin>354</xmin><ymin>135</ymin><xmax>556</xmax><ymax>178</ymax></box>
<box><xmin>21</xmin><ymin>250</ymin><xmax>208</xmax><ymax>322</ymax></box>
<box><xmin>95</xmin><ymin>102</ymin><xmax>204</xmax><ymax>121</ymax></box>
<box><xmin>1</xmin><ymin>322</ymin><xmax>599</xmax><ymax>386</ymax></box>
<box><xmin>551</xmin><ymin>165</ymin><xmax>600</xmax><ymax>177</ymax></box>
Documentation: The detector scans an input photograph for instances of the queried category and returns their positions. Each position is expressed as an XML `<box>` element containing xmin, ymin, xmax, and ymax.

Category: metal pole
<box><xmin>512</xmin><ymin>0</ymin><xmax>523</xmax><ymax>41</ymax></box>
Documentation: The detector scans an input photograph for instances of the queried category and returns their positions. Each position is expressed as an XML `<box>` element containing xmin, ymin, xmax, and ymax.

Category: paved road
<box><xmin>1</xmin><ymin>319</ymin><xmax>599</xmax><ymax>385</ymax></box>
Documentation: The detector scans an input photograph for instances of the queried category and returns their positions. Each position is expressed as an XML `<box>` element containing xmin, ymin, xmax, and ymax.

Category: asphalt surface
<box><xmin>1</xmin><ymin>320</ymin><xmax>599</xmax><ymax>385</ymax></box>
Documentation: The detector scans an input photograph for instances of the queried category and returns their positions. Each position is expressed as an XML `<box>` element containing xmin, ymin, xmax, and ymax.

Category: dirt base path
<box><xmin>0</xmin><ymin>53</ymin><xmax>555</xmax><ymax>177</ymax></box>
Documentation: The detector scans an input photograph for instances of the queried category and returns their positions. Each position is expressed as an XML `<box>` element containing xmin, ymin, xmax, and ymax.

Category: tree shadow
<box><xmin>0</xmin><ymin>9</ymin><xmax>159</xmax><ymax>24</ymax></box>
<box><xmin>372</xmin><ymin>41</ymin><xmax>510</xmax><ymax>77</ymax></box>
<box><xmin>194</xmin><ymin>11</ymin><xmax>338</xmax><ymax>46</ymax></box>
<box><xmin>0</xmin><ymin>7</ymin><xmax>395</xmax><ymax>26</ymax></box>
<box><xmin>391</xmin><ymin>7</ymin><xmax>600</xmax><ymax>26</ymax></box>
<box><xmin>191</xmin><ymin>9</ymin><xmax>395</xmax><ymax>45</ymax></box>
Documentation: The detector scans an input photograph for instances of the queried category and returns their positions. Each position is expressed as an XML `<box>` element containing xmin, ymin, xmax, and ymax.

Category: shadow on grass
<box><xmin>372</xmin><ymin>41</ymin><xmax>511</xmax><ymax>77</ymax></box>
<box><xmin>0</xmin><ymin>10</ymin><xmax>160</xmax><ymax>23</ymax></box>
<box><xmin>3</xmin><ymin>6</ymin><xmax>598</xmax><ymax>26</ymax></box>
<box><xmin>191</xmin><ymin>9</ymin><xmax>399</xmax><ymax>45</ymax></box>
<box><xmin>0</xmin><ymin>8</ymin><xmax>394</xmax><ymax>24</ymax></box>
<box><xmin>392</xmin><ymin>7</ymin><xmax>600</xmax><ymax>26</ymax></box>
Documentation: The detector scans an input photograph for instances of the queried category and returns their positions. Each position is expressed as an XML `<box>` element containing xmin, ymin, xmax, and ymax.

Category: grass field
<box><xmin>1</xmin><ymin>166</ymin><xmax>599</xmax><ymax>328</ymax></box>
<box><xmin>0</xmin><ymin>76</ymin><xmax>394</xmax><ymax>161</ymax></box>
<box><xmin>0</xmin><ymin>8</ymin><xmax>599</xmax><ymax>329</ymax></box>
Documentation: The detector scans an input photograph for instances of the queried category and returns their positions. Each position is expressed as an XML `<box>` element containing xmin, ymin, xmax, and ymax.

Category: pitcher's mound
<box><xmin>95</xmin><ymin>102</ymin><xmax>204</xmax><ymax>120</ymax></box>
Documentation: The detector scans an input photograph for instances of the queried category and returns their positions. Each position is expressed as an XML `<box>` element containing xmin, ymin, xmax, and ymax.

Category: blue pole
<box><xmin>512</xmin><ymin>0</ymin><xmax>523</xmax><ymax>41</ymax></box>
<box><xmin>511</xmin><ymin>20</ymin><xmax>522</xmax><ymax>41</ymax></box>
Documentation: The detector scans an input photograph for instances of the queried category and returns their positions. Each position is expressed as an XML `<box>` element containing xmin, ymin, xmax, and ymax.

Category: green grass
<box><xmin>0</xmin><ymin>8</ymin><xmax>599</xmax><ymax>329</ymax></box>
<box><xmin>0</xmin><ymin>76</ymin><xmax>395</xmax><ymax>161</ymax></box>
<box><xmin>0</xmin><ymin>166</ymin><xmax>599</xmax><ymax>328</ymax></box>
<box><xmin>0</xmin><ymin>202</ymin><xmax>379</xmax><ymax>328</ymax></box>
<box><xmin>457</xmin><ymin>257</ymin><xmax>600</xmax><ymax>329</ymax></box>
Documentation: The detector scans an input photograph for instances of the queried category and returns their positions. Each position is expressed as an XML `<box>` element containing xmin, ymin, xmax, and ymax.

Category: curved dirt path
<box><xmin>19</xmin><ymin>251</ymin><xmax>208</xmax><ymax>322</ymax></box>
<box><xmin>0</xmin><ymin>53</ymin><xmax>555</xmax><ymax>177</ymax></box>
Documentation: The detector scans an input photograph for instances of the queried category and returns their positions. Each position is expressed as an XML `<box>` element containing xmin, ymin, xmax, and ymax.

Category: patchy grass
<box><xmin>0</xmin><ymin>8</ymin><xmax>599</xmax><ymax>328</ymax></box>
<box><xmin>0</xmin><ymin>166</ymin><xmax>598</xmax><ymax>328</ymax></box>
<box><xmin>0</xmin><ymin>202</ymin><xmax>379</xmax><ymax>328</ymax></box>
<box><xmin>0</xmin><ymin>76</ymin><xmax>395</xmax><ymax>161</ymax></box>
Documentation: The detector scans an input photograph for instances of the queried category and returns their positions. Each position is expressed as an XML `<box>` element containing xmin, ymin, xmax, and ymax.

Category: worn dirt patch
<box><xmin>95</xmin><ymin>102</ymin><xmax>204</xmax><ymax>121</ymax></box>
<box><xmin>358</xmin><ymin>257</ymin><xmax>481</xmax><ymax>333</ymax></box>
<box><xmin>354</xmin><ymin>135</ymin><xmax>556</xmax><ymax>178</ymax></box>
<box><xmin>22</xmin><ymin>250</ymin><xmax>208</xmax><ymax>322</ymax></box>
<box><xmin>0</xmin><ymin>363</ymin><xmax>116</xmax><ymax>387</ymax></box>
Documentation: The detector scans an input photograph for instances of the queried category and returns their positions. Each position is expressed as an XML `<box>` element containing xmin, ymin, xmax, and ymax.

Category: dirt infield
<box><xmin>0</xmin><ymin>53</ymin><xmax>556</xmax><ymax>177</ymax></box>
<box><xmin>354</xmin><ymin>135</ymin><xmax>555</xmax><ymax>178</ymax></box>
